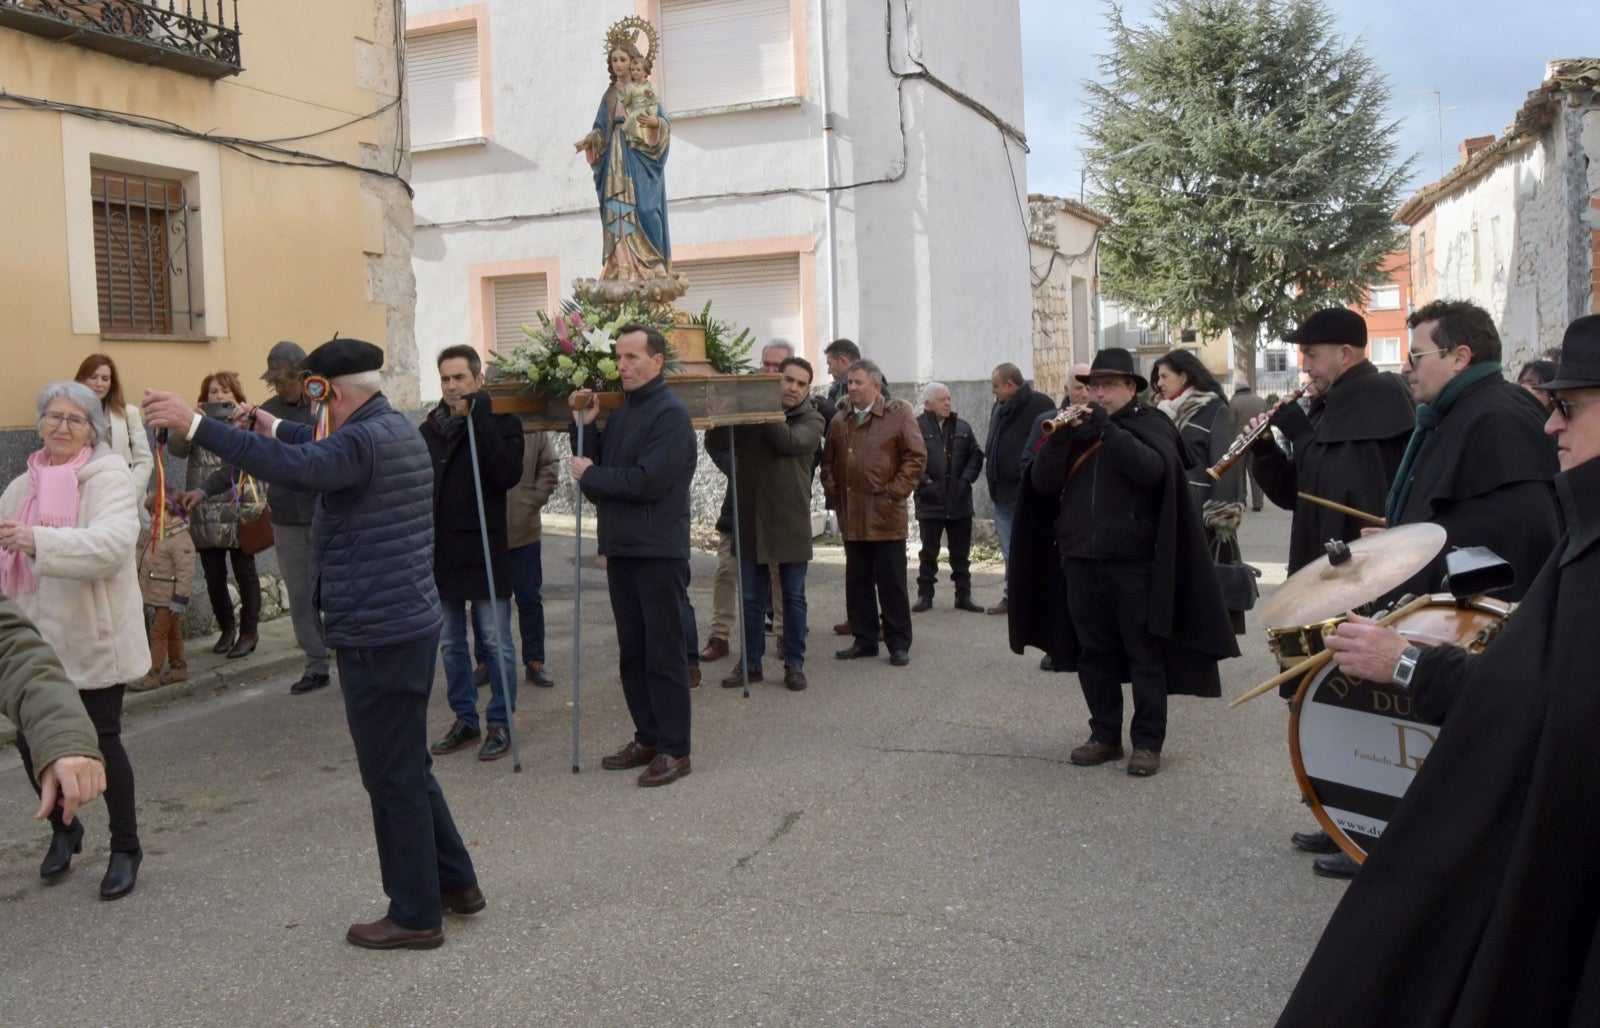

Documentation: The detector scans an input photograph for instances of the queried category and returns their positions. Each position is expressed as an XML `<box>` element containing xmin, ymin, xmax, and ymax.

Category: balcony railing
<box><xmin>0</xmin><ymin>0</ymin><xmax>242</xmax><ymax>79</ymax></box>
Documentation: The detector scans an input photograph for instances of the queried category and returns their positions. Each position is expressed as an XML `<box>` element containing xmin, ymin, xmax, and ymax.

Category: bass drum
<box><xmin>1287</xmin><ymin>593</ymin><xmax>1512</xmax><ymax>863</ymax></box>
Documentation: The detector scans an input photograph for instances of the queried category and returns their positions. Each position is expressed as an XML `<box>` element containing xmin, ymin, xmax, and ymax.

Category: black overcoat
<box><xmin>1251</xmin><ymin>361</ymin><xmax>1414</xmax><ymax>572</ymax></box>
<box><xmin>984</xmin><ymin>383</ymin><xmax>1057</xmax><ymax>505</ymax></box>
<box><xmin>420</xmin><ymin>394</ymin><xmax>525</xmax><ymax>601</ymax></box>
<box><xmin>1387</xmin><ymin>375</ymin><xmax>1560</xmax><ymax>601</ymax></box>
<box><xmin>1010</xmin><ymin>404</ymin><xmax>1239</xmax><ymax>695</ymax></box>
<box><xmin>1278</xmin><ymin>456</ymin><xmax>1600</xmax><ymax>1026</ymax></box>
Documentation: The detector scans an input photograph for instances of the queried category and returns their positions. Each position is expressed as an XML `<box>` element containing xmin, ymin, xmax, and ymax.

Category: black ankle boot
<box><xmin>40</xmin><ymin>821</ymin><xmax>84</xmax><ymax>879</ymax></box>
<box><xmin>100</xmin><ymin>848</ymin><xmax>142</xmax><ymax>900</ymax></box>
<box><xmin>212</xmin><ymin>626</ymin><xmax>237</xmax><ymax>655</ymax></box>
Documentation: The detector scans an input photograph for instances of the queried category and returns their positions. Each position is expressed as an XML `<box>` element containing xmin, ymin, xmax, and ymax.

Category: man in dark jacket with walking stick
<box><xmin>570</xmin><ymin>325</ymin><xmax>698</xmax><ymax>787</ymax></box>
<box><xmin>423</xmin><ymin>345</ymin><xmax>525</xmax><ymax>763</ymax></box>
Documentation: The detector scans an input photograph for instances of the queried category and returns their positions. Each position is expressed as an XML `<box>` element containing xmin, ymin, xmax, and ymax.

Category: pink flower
<box><xmin>569</xmin><ymin>312</ymin><xmax>583</xmax><ymax>330</ymax></box>
<box><xmin>559</xmin><ymin>337</ymin><xmax>575</xmax><ymax>355</ymax></box>
<box><xmin>555</xmin><ymin>315</ymin><xmax>569</xmax><ymax>346</ymax></box>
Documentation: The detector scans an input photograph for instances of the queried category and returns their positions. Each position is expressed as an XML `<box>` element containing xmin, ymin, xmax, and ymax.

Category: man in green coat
<box><xmin>707</xmin><ymin>357</ymin><xmax>827</xmax><ymax>691</ymax></box>
<box><xmin>1</xmin><ymin>597</ymin><xmax>105</xmax><ymax>826</ymax></box>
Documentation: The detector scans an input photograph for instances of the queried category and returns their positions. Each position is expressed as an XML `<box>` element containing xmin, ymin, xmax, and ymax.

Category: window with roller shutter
<box><xmin>491</xmin><ymin>275</ymin><xmax>550</xmax><ymax>354</ymax></box>
<box><xmin>675</xmin><ymin>253</ymin><xmax>802</xmax><ymax>348</ymax></box>
<box><xmin>92</xmin><ymin>169</ymin><xmax>199</xmax><ymax>336</ymax></box>
<box><xmin>407</xmin><ymin>26</ymin><xmax>483</xmax><ymax>146</ymax></box>
<box><xmin>659</xmin><ymin>0</ymin><xmax>796</xmax><ymax>113</ymax></box>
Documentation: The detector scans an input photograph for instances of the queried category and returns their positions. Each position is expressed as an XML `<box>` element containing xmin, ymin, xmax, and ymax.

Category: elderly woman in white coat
<box><xmin>0</xmin><ymin>381</ymin><xmax>149</xmax><ymax>900</ymax></box>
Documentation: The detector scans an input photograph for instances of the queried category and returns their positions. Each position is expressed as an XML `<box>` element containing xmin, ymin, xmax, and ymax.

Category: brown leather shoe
<box><xmin>699</xmin><ymin>637</ymin><xmax>729</xmax><ymax>661</ymax></box>
<box><xmin>720</xmin><ymin>667</ymin><xmax>762</xmax><ymax>689</ymax></box>
<box><xmin>689</xmin><ymin>665</ymin><xmax>701</xmax><ymax>689</ymax></box>
<box><xmin>985</xmin><ymin>598</ymin><xmax>1009</xmax><ymax>616</ymax></box>
<box><xmin>130</xmin><ymin>670</ymin><xmax>164</xmax><ymax>692</ymax></box>
<box><xmin>1126</xmin><ymin>749</ymin><xmax>1161</xmax><ymax>777</ymax></box>
<box><xmin>161</xmin><ymin>661</ymin><xmax>188</xmax><ymax>684</ymax></box>
<box><xmin>345</xmin><ymin>917</ymin><xmax>443</xmax><ymax>950</ymax></box>
<box><xmin>637</xmin><ymin>753</ymin><xmax>691</xmax><ymax>787</ymax></box>
<box><xmin>1069</xmin><ymin>738</ymin><xmax>1125</xmax><ymax>766</ymax></box>
<box><xmin>833</xmin><ymin>620</ymin><xmax>852</xmax><ymax>636</ymax></box>
<box><xmin>441</xmin><ymin>886</ymin><xmax>486</xmax><ymax>915</ymax></box>
<box><xmin>783</xmin><ymin>667</ymin><xmax>807</xmax><ymax>691</ymax></box>
<box><xmin>601</xmin><ymin>741</ymin><xmax>658</xmax><ymax>770</ymax></box>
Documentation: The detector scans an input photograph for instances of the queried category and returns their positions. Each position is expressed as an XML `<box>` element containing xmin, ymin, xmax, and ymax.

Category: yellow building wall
<box><xmin>0</xmin><ymin>3</ymin><xmax>397</xmax><ymax>427</ymax></box>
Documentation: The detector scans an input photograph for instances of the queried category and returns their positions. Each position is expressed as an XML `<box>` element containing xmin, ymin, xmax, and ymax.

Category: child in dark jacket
<box><xmin>132</xmin><ymin>487</ymin><xmax>196</xmax><ymax>691</ymax></box>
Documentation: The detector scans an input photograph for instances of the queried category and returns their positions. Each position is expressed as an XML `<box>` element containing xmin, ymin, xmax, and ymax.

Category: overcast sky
<box><xmin>1021</xmin><ymin>0</ymin><xmax>1595</xmax><ymax>202</ymax></box>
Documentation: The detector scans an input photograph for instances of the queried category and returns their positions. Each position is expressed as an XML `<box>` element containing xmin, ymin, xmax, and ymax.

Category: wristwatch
<box><xmin>1391</xmin><ymin>645</ymin><xmax>1423</xmax><ymax>690</ymax></box>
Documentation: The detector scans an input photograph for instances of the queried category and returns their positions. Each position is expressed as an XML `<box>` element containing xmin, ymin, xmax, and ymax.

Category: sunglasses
<box><xmin>1406</xmin><ymin>347</ymin><xmax>1449</xmax><ymax>363</ymax></box>
<box><xmin>1551</xmin><ymin>394</ymin><xmax>1600</xmax><ymax>421</ymax></box>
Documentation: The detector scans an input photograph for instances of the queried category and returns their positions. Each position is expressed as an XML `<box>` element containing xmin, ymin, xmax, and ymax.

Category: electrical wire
<box><xmin>0</xmin><ymin>90</ymin><xmax>415</xmax><ymax>197</ymax></box>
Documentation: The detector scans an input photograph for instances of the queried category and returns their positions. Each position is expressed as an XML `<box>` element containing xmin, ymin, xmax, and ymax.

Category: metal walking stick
<box><xmin>570</xmin><ymin>403</ymin><xmax>586</xmax><ymax>773</ymax></box>
<box><xmin>465</xmin><ymin>398</ymin><xmax>523</xmax><ymax>772</ymax></box>
<box><xmin>728</xmin><ymin>429</ymin><xmax>751</xmax><ymax>698</ymax></box>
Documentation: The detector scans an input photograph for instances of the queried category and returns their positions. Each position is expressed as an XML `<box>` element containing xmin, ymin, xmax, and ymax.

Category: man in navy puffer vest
<box><xmin>143</xmin><ymin>338</ymin><xmax>480</xmax><ymax>951</ymax></box>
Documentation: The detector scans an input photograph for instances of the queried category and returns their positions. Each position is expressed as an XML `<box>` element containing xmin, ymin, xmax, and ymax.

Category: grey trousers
<box><xmin>275</xmin><ymin>522</ymin><xmax>330</xmax><ymax>676</ymax></box>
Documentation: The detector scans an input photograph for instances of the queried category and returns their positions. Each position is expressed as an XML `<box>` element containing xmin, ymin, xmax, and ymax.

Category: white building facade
<box><xmin>403</xmin><ymin>0</ymin><xmax>1032</xmax><ymax>407</ymax></box>
<box><xmin>1399</xmin><ymin>59</ymin><xmax>1600</xmax><ymax>364</ymax></box>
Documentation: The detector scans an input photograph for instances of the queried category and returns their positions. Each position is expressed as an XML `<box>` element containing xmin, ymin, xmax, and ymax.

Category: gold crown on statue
<box><xmin>603</xmin><ymin>15</ymin><xmax>660</xmax><ymax>67</ymax></box>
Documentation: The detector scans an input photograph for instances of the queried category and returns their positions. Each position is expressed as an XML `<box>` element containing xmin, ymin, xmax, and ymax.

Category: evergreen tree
<box><xmin>1083</xmin><ymin>0</ymin><xmax>1413</xmax><ymax>381</ymax></box>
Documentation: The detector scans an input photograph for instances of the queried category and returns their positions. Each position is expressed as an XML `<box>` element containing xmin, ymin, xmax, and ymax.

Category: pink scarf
<box><xmin>0</xmin><ymin>447</ymin><xmax>92</xmax><ymax>596</ymax></box>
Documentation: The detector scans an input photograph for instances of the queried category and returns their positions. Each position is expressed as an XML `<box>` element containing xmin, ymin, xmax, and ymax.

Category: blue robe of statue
<box><xmin>590</xmin><ymin>85</ymin><xmax>672</xmax><ymax>280</ymax></box>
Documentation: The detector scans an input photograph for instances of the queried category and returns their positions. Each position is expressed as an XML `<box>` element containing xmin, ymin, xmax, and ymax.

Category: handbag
<box><xmin>1211</xmin><ymin>535</ymin><xmax>1260</xmax><ymax>613</ymax></box>
<box><xmin>235</xmin><ymin>474</ymin><xmax>274</xmax><ymax>556</ymax></box>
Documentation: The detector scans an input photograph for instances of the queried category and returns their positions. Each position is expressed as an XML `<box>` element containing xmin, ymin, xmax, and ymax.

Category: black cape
<box><xmin>1278</xmin><ymin>456</ymin><xmax>1600</xmax><ymax>1026</ymax></box>
<box><xmin>1252</xmin><ymin>361</ymin><xmax>1414</xmax><ymax>572</ymax></box>
<box><xmin>1009</xmin><ymin>406</ymin><xmax>1239</xmax><ymax>695</ymax></box>
<box><xmin>1388</xmin><ymin>375</ymin><xmax>1561</xmax><ymax>602</ymax></box>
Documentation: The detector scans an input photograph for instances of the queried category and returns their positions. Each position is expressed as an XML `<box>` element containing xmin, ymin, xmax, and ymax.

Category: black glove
<box><xmin>1069</xmin><ymin>405</ymin><xmax>1109</xmax><ymax>443</ymax></box>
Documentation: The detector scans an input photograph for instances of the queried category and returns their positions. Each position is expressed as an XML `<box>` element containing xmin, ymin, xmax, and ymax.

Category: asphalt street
<box><xmin>0</xmin><ymin>506</ymin><xmax>1348</xmax><ymax>1026</ymax></box>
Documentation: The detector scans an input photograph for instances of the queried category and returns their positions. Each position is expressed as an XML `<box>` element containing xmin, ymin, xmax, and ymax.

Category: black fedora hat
<box><xmin>1538</xmin><ymin>315</ymin><xmax>1600</xmax><ymax>391</ymax></box>
<box><xmin>1076</xmin><ymin>347</ymin><xmax>1148</xmax><ymax>393</ymax></box>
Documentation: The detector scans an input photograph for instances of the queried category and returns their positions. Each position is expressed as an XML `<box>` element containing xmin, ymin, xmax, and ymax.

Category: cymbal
<box><xmin>1259</xmin><ymin>523</ymin><xmax>1448</xmax><ymax>628</ymax></box>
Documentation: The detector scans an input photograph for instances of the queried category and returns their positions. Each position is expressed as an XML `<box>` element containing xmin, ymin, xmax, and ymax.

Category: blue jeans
<box><xmin>442</xmin><ymin>598</ymin><xmax>516</xmax><ymax>729</ymax></box>
<box><xmin>473</xmin><ymin>544</ymin><xmax>546</xmax><ymax>666</ymax></box>
<box><xmin>739</xmin><ymin>559</ymin><xmax>808</xmax><ymax>672</ymax></box>
<box><xmin>992</xmin><ymin>501</ymin><xmax>1016</xmax><ymax>595</ymax></box>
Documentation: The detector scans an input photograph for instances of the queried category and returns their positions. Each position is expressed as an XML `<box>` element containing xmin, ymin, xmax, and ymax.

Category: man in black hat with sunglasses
<box><xmin>142</xmin><ymin>337</ymin><xmax>481</xmax><ymax>951</ymax></box>
<box><xmin>1275</xmin><ymin>313</ymin><xmax>1600</xmax><ymax>1025</ymax></box>
<box><xmin>1024</xmin><ymin>348</ymin><xmax>1237</xmax><ymax>778</ymax></box>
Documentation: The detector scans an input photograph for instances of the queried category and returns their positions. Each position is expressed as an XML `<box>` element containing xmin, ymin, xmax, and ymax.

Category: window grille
<box><xmin>92</xmin><ymin>169</ymin><xmax>197</xmax><ymax>335</ymax></box>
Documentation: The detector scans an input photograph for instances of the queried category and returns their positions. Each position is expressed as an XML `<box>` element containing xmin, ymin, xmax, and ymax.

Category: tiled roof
<box><xmin>1396</xmin><ymin>58</ymin><xmax>1600</xmax><ymax>225</ymax></box>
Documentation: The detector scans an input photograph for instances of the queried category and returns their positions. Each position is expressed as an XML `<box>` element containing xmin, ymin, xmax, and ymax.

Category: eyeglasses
<box><xmin>1405</xmin><ymin>347</ymin><xmax>1448</xmax><ymax>363</ymax></box>
<box><xmin>1551</xmin><ymin>395</ymin><xmax>1600</xmax><ymax>421</ymax></box>
<box><xmin>40</xmin><ymin>412</ymin><xmax>89</xmax><ymax>430</ymax></box>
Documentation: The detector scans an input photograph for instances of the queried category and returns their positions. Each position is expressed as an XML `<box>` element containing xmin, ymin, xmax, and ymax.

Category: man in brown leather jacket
<box><xmin>821</xmin><ymin>359</ymin><xmax>927</xmax><ymax>666</ymax></box>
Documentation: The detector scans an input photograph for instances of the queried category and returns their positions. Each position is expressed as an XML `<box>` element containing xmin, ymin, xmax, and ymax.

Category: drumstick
<box><xmin>1229</xmin><ymin>594</ymin><xmax>1433</xmax><ymax>708</ymax></box>
<box><xmin>1296</xmin><ymin>491</ymin><xmax>1387</xmax><ymax>528</ymax></box>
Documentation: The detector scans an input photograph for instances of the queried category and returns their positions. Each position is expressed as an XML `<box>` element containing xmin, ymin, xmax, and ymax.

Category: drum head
<box><xmin>1288</xmin><ymin>662</ymin><xmax>1431</xmax><ymax>860</ymax></box>
<box><xmin>1286</xmin><ymin>594</ymin><xmax>1513</xmax><ymax>863</ymax></box>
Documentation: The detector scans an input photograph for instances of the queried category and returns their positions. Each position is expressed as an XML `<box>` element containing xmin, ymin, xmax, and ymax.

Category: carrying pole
<box><xmin>570</xmin><ymin>405</ymin><xmax>587</xmax><ymax>772</ymax></box>
<box><xmin>464</xmin><ymin>398</ymin><xmax>522</xmax><ymax>772</ymax></box>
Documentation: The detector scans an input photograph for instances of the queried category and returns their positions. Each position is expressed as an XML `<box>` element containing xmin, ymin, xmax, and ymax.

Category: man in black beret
<box><xmin>1242</xmin><ymin>308</ymin><xmax>1414</xmax><ymax>873</ymax></box>
<box><xmin>1276</xmin><ymin>312</ymin><xmax>1600</xmax><ymax>1025</ymax></box>
<box><xmin>143</xmin><ymin>336</ymin><xmax>482</xmax><ymax>950</ymax></box>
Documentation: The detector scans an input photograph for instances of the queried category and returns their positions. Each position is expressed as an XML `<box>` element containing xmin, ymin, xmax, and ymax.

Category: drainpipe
<box><xmin>817</xmin><ymin>0</ymin><xmax>839</xmax><ymax>342</ymax></box>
